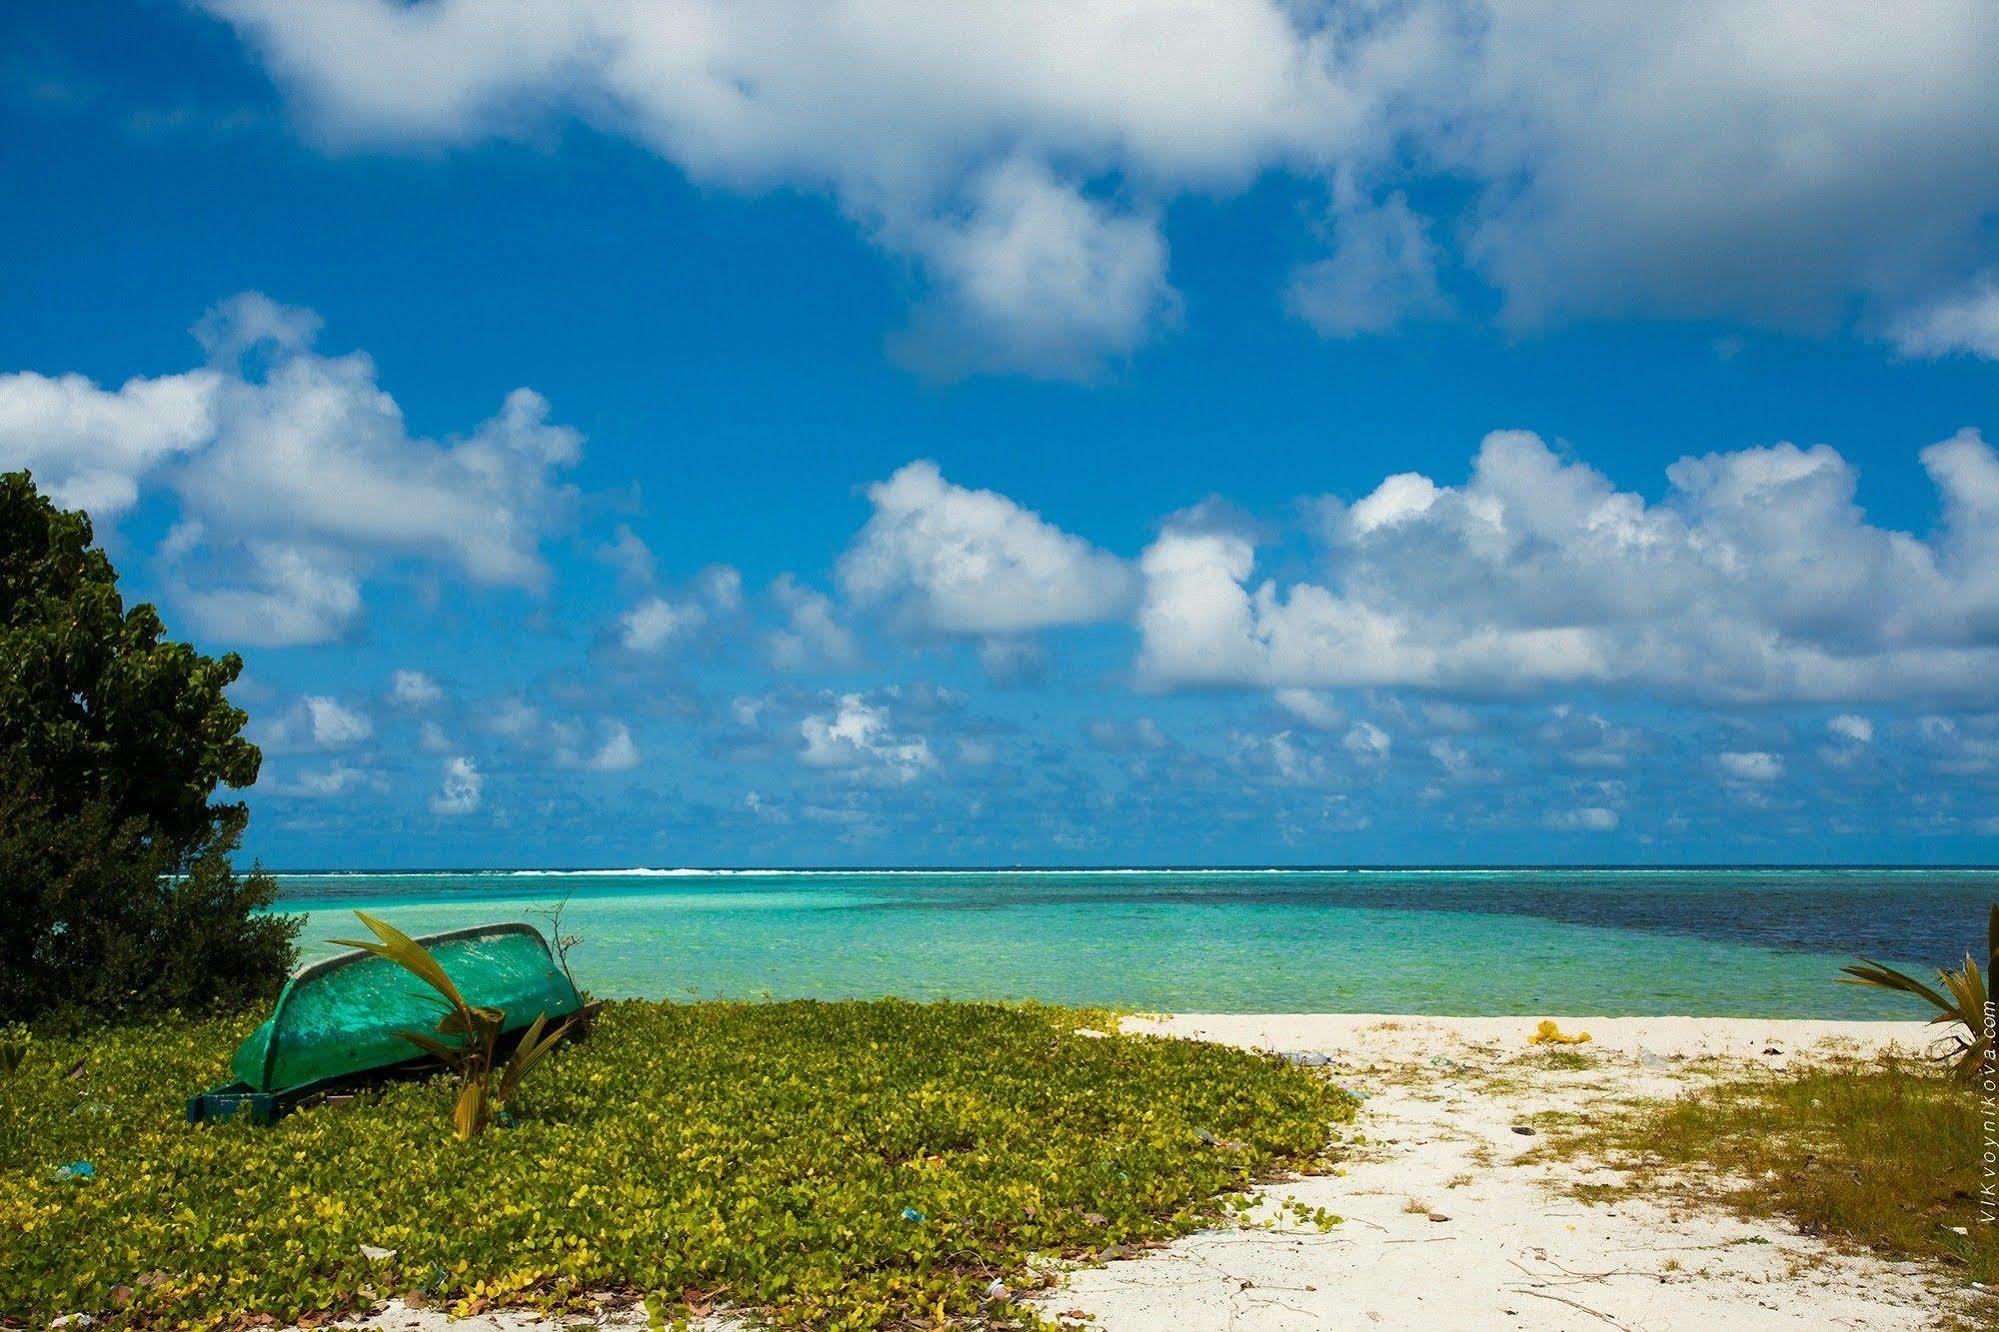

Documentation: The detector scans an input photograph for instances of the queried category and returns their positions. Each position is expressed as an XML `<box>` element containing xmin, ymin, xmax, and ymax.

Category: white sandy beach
<box><xmin>1043</xmin><ymin>1014</ymin><xmax>1960</xmax><ymax>1331</ymax></box>
<box><xmin>323</xmin><ymin>1014</ymin><xmax>1965</xmax><ymax>1332</ymax></box>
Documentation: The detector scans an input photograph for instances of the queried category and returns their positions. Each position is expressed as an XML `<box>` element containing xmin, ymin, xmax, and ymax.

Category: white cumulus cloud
<box><xmin>616</xmin><ymin>565</ymin><xmax>741</xmax><ymax>654</ymax></box>
<box><xmin>1545</xmin><ymin>807</ymin><xmax>1619</xmax><ymax>832</ymax></box>
<box><xmin>892</xmin><ymin>158</ymin><xmax>1176</xmax><ymax>379</ymax></box>
<box><xmin>765</xmin><ymin>575</ymin><xmax>858</xmax><ymax>671</ymax></box>
<box><xmin>390</xmin><ymin>670</ymin><xmax>444</xmax><ymax>709</ymax></box>
<box><xmin>0</xmin><ymin>293</ymin><xmax>583</xmax><ymax>647</ymax></box>
<box><xmin>1343</xmin><ymin>721</ymin><xmax>1392</xmax><ymax>764</ymax></box>
<box><xmin>1136</xmin><ymin>428</ymin><xmax>1999</xmax><ymax>704</ymax></box>
<box><xmin>839</xmin><ymin>460</ymin><xmax>1135</xmax><ymax>639</ymax></box>
<box><xmin>1889</xmin><ymin>273</ymin><xmax>1999</xmax><ymax>361</ymax></box>
<box><xmin>799</xmin><ymin>693</ymin><xmax>935</xmax><ymax>784</ymax></box>
<box><xmin>0</xmin><ymin>369</ymin><xmax>216</xmax><ymax>516</ymax></box>
<box><xmin>558</xmin><ymin>720</ymin><xmax>641</xmax><ymax>773</ymax></box>
<box><xmin>1719</xmin><ymin>751</ymin><xmax>1784</xmax><ymax>783</ymax></box>
<box><xmin>430</xmin><ymin>755</ymin><xmax>483</xmax><ymax>815</ymax></box>
<box><xmin>199</xmin><ymin>2</ymin><xmax>1999</xmax><ymax>366</ymax></box>
<box><xmin>304</xmin><ymin>696</ymin><xmax>373</xmax><ymax>747</ymax></box>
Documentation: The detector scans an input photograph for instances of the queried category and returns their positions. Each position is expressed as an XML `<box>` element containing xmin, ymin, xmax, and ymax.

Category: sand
<box><xmin>1037</xmin><ymin>1014</ymin><xmax>1962</xmax><ymax>1331</ymax></box>
<box><xmin>315</xmin><ymin>1014</ymin><xmax>1968</xmax><ymax>1332</ymax></box>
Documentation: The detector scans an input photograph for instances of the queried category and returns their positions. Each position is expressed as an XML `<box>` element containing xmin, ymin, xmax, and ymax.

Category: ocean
<box><xmin>269</xmin><ymin>867</ymin><xmax>1994</xmax><ymax>1018</ymax></box>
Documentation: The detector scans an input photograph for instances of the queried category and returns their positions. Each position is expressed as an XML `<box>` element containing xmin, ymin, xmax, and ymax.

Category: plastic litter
<box><xmin>1332</xmin><ymin>1082</ymin><xmax>1371</xmax><ymax>1101</ymax></box>
<box><xmin>1528</xmin><ymin>1020</ymin><xmax>1591</xmax><ymax>1045</ymax></box>
<box><xmin>359</xmin><ymin>1244</ymin><xmax>396</xmax><ymax>1262</ymax></box>
<box><xmin>1636</xmin><ymin>1048</ymin><xmax>1669</xmax><ymax>1070</ymax></box>
<box><xmin>985</xmin><ymin>1278</ymin><xmax>1010</xmax><ymax>1301</ymax></box>
<box><xmin>900</xmin><ymin>1207</ymin><xmax>925</xmax><ymax>1223</ymax></box>
<box><xmin>1281</xmin><ymin>1051</ymin><xmax>1334</xmax><ymax>1067</ymax></box>
<box><xmin>54</xmin><ymin>1161</ymin><xmax>95</xmax><ymax>1182</ymax></box>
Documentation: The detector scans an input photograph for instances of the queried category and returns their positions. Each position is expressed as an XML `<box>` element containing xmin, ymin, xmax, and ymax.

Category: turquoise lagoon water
<box><xmin>270</xmin><ymin>867</ymin><xmax>1995</xmax><ymax>1018</ymax></box>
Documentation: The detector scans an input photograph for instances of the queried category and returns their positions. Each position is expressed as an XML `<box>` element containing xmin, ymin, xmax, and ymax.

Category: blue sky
<box><xmin>5</xmin><ymin>1</ymin><xmax>1999</xmax><ymax>866</ymax></box>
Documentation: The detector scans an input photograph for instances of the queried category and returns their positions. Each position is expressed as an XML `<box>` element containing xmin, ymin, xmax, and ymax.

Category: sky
<box><xmin>4</xmin><ymin>1</ymin><xmax>1999</xmax><ymax>868</ymax></box>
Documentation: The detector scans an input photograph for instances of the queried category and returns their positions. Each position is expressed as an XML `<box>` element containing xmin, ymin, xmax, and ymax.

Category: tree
<box><xmin>0</xmin><ymin>470</ymin><xmax>298</xmax><ymax>1021</ymax></box>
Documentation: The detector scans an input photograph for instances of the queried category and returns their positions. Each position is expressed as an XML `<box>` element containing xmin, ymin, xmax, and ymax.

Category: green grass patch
<box><xmin>1554</xmin><ymin>1057</ymin><xmax>1995</xmax><ymax>1311</ymax></box>
<box><xmin>1528</xmin><ymin>1048</ymin><xmax>1597</xmax><ymax>1072</ymax></box>
<box><xmin>0</xmin><ymin>1000</ymin><xmax>1352</xmax><ymax>1329</ymax></box>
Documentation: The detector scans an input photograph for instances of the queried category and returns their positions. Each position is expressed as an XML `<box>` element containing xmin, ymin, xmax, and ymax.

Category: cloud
<box><xmin>1085</xmin><ymin>716</ymin><xmax>1170</xmax><ymax>754</ymax></box>
<box><xmin>557</xmin><ymin>720</ymin><xmax>641</xmax><ymax>773</ymax></box>
<box><xmin>616</xmin><ymin>565</ymin><xmax>741</xmax><ymax>654</ymax></box>
<box><xmin>1342</xmin><ymin>721</ymin><xmax>1392</xmax><ymax>764</ymax></box>
<box><xmin>201</xmin><ymin>2</ymin><xmax>1999</xmax><ymax>366</ymax></box>
<box><xmin>1888</xmin><ymin>273</ymin><xmax>1999</xmax><ymax>360</ymax></box>
<box><xmin>1273</xmin><ymin>689</ymin><xmax>1344</xmax><ymax>731</ymax></box>
<box><xmin>304</xmin><ymin>696</ymin><xmax>373</xmax><ymax>747</ymax></box>
<box><xmin>0</xmin><ymin>293</ymin><xmax>583</xmax><ymax>646</ymax></box>
<box><xmin>1426</xmin><ymin>4</ymin><xmax>1999</xmax><ymax>332</ymax></box>
<box><xmin>252</xmin><ymin>694</ymin><xmax>373</xmax><ymax>752</ymax></box>
<box><xmin>1827</xmin><ymin>714</ymin><xmax>1874</xmax><ymax>744</ymax></box>
<box><xmin>1537</xmin><ymin>707</ymin><xmax>1644</xmax><ymax>770</ymax></box>
<box><xmin>799</xmin><ymin>693</ymin><xmax>935</xmax><ymax>784</ymax></box>
<box><xmin>1719</xmin><ymin>750</ymin><xmax>1784</xmax><ymax>783</ymax></box>
<box><xmin>270</xmin><ymin>760</ymin><xmax>383</xmax><ymax>800</ymax></box>
<box><xmin>891</xmin><ymin>158</ymin><xmax>1176</xmax><ymax>379</ymax></box>
<box><xmin>1136</xmin><ymin>428</ymin><xmax>1999</xmax><ymax>704</ymax></box>
<box><xmin>1287</xmin><ymin>189</ymin><xmax>1447</xmax><ymax>336</ymax></box>
<box><xmin>1915</xmin><ymin>714</ymin><xmax>1999</xmax><ymax>777</ymax></box>
<box><xmin>765</xmin><ymin>575</ymin><xmax>858</xmax><ymax>671</ymax></box>
<box><xmin>167</xmin><ymin>539</ymin><xmax>366</xmax><ymax>647</ymax></box>
<box><xmin>1545</xmin><ymin>807</ymin><xmax>1618</xmax><ymax>832</ymax></box>
<box><xmin>975</xmin><ymin>636</ymin><xmax>1046</xmax><ymax>686</ymax></box>
<box><xmin>390</xmin><ymin>670</ymin><xmax>444</xmax><ymax>709</ymax></box>
<box><xmin>173</xmin><ymin>302</ymin><xmax>581</xmax><ymax>588</ymax></box>
<box><xmin>619</xmin><ymin>596</ymin><xmax>701</xmax><ymax>654</ymax></box>
<box><xmin>1229</xmin><ymin>729</ymin><xmax>1326</xmax><ymax>786</ymax></box>
<box><xmin>597</xmin><ymin>524</ymin><xmax>656</xmax><ymax>584</ymax></box>
<box><xmin>430</xmin><ymin>755</ymin><xmax>483</xmax><ymax>814</ymax></box>
<box><xmin>0</xmin><ymin>368</ymin><xmax>216</xmax><ymax>516</ymax></box>
<box><xmin>839</xmin><ymin>460</ymin><xmax>1135</xmax><ymax>639</ymax></box>
<box><xmin>203</xmin><ymin>0</ymin><xmax>1343</xmax><ymax>375</ymax></box>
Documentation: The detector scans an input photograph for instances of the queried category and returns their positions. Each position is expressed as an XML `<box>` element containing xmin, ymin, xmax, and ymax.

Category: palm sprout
<box><xmin>1840</xmin><ymin>903</ymin><xmax>1994</xmax><ymax>1081</ymax></box>
<box><xmin>333</xmin><ymin>911</ymin><xmax>571</xmax><ymax>1139</ymax></box>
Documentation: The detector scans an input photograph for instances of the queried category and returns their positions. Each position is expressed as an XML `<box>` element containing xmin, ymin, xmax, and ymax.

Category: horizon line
<box><xmin>259</xmin><ymin>862</ymin><xmax>1999</xmax><ymax>875</ymax></box>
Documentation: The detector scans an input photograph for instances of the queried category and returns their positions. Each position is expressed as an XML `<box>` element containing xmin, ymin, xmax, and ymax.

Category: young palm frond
<box><xmin>1840</xmin><ymin>903</ymin><xmax>1994</xmax><ymax>1081</ymax></box>
<box><xmin>332</xmin><ymin>911</ymin><xmax>570</xmax><ymax>1138</ymax></box>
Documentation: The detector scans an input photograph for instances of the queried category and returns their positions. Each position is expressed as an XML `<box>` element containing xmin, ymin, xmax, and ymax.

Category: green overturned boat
<box><xmin>188</xmin><ymin>922</ymin><xmax>585</xmax><ymax>1125</ymax></box>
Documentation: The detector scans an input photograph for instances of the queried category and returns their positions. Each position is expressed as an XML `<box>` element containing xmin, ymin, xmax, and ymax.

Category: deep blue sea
<box><xmin>269</xmin><ymin>867</ymin><xmax>1994</xmax><ymax>1017</ymax></box>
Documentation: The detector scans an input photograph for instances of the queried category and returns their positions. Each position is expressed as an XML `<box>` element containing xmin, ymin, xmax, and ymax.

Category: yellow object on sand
<box><xmin>1529</xmin><ymin>1019</ymin><xmax>1591</xmax><ymax>1045</ymax></box>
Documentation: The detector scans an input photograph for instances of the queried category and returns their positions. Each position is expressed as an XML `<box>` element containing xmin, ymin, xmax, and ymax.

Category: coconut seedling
<box><xmin>1841</xmin><ymin>902</ymin><xmax>1995</xmax><ymax>1080</ymax></box>
<box><xmin>333</xmin><ymin>911</ymin><xmax>571</xmax><ymax>1139</ymax></box>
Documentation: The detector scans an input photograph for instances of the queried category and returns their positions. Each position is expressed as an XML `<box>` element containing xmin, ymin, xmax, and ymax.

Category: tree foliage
<box><xmin>0</xmin><ymin>470</ymin><xmax>297</xmax><ymax>1021</ymax></box>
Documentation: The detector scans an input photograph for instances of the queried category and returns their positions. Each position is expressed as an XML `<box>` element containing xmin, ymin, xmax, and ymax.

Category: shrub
<box><xmin>0</xmin><ymin>1000</ymin><xmax>1353</xmax><ymax>1328</ymax></box>
<box><xmin>0</xmin><ymin>470</ymin><xmax>297</xmax><ymax>1021</ymax></box>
